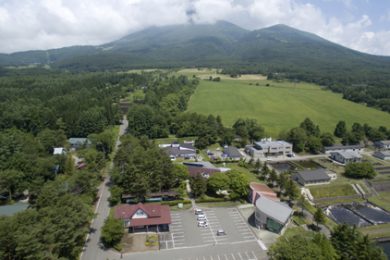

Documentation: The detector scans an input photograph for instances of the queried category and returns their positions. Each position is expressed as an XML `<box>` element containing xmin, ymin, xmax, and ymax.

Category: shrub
<box><xmin>344</xmin><ymin>162</ymin><xmax>376</xmax><ymax>179</ymax></box>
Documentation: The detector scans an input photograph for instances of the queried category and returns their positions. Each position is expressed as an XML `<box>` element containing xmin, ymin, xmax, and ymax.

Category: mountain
<box><xmin>1</xmin><ymin>21</ymin><xmax>390</xmax><ymax>84</ymax></box>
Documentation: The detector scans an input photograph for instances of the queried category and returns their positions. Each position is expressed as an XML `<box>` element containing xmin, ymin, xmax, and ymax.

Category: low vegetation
<box><xmin>344</xmin><ymin>162</ymin><xmax>377</xmax><ymax>179</ymax></box>
<box><xmin>309</xmin><ymin>184</ymin><xmax>356</xmax><ymax>199</ymax></box>
<box><xmin>187</xmin><ymin>79</ymin><xmax>390</xmax><ymax>136</ymax></box>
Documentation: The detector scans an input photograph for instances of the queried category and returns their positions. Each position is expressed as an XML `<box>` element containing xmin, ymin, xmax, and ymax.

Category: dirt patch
<box><xmin>121</xmin><ymin>232</ymin><xmax>159</xmax><ymax>253</ymax></box>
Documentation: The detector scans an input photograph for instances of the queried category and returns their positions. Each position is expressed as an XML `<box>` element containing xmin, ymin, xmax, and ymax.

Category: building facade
<box><xmin>255</xmin><ymin>196</ymin><xmax>293</xmax><ymax>234</ymax></box>
<box><xmin>245</xmin><ymin>139</ymin><xmax>293</xmax><ymax>158</ymax></box>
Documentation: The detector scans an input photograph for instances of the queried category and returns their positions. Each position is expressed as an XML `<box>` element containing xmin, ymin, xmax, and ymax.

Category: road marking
<box><xmin>224</xmin><ymin>254</ymin><xmax>229</xmax><ymax>260</ymax></box>
<box><xmin>250</xmin><ymin>251</ymin><xmax>258</xmax><ymax>260</ymax></box>
<box><xmin>171</xmin><ymin>232</ymin><xmax>175</xmax><ymax>248</ymax></box>
<box><xmin>217</xmin><ymin>255</ymin><xmax>221</xmax><ymax>260</ymax></box>
<box><xmin>238</xmin><ymin>252</ymin><xmax>244</xmax><ymax>260</ymax></box>
<box><xmin>256</xmin><ymin>239</ymin><xmax>267</xmax><ymax>250</ymax></box>
<box><xmin>231</xmin><ymin>253</ymin><xmax>236</xmax><ymax>260</ymax></box>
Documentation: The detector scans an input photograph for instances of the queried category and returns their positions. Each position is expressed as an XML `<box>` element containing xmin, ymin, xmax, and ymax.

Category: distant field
<box><xmin>178</xmin><ymin>68</ymin><xmax>267</xmax><ymax>81</ymax></box>
<box><xmin>187</xmin><ymin>78</ymin><xmax>390</xmax><ymax>136</ymax></box>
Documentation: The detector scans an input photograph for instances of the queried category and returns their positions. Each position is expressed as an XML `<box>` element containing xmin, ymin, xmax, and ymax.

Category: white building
<box><xmin>245</xmin><ymin>138</ymin><xmax>293</xmax><ymax>158</ymax></box>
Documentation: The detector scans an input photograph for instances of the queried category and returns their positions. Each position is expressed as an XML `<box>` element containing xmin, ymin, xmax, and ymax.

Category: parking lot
<box><xmin>159</xmin><ymin>207</ymin><xmax>256</xmax><ymax>250</ymax></box>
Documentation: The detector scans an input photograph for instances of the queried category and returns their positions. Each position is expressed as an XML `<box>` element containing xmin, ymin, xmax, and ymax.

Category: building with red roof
<box><xmin>249</xmin><ymin>182</ymin><xmax>279</xmax><ymax>204</ymax></box>
<box><xmin>114</xmin><ymin>203</ymin><xmax>171</xmax><ymax>232</ymax></box>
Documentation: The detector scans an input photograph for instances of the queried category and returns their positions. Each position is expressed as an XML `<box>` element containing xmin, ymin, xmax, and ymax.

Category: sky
<box><xmin>0</xmin><ymin>0</ymin><xmax>389</xmax><ymax>55</ymax></box>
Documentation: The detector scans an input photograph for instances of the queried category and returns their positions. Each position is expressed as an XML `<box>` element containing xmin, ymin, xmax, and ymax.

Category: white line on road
<box><xmin>256</xmin><ymin>239</ymin><xmax>267</xmax><ymax>250</ymax></box>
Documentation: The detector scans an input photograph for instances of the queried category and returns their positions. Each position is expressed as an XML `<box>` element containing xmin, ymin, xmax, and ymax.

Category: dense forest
<box><xmin>0</xmin><ymin>71</ymin><xmax>146</xmax><ymax>259</ymax></box>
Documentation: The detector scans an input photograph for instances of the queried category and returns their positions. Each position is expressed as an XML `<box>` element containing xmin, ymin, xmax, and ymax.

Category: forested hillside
<box><xmin>1</xmin><ymin>21</ymin><xmax>390</xmax><ymax>113</ymax></box>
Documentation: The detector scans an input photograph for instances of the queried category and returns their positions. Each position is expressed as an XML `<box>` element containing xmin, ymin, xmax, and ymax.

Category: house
<box><xmin>68</xmin><ymin>138</ymin><xmax>91</xmax><ymax>150</ymax></box>
<box><xmin>222</xmin><ymin>146</ymin><xmax>243</xmax><ymax>161</ymax></box>
<box><xmin>293</xmin><ymin>168</ymin><xmax>331</xmax><ymax>186</ymax></box>
<box><xmin>245</xmin><ymin>138</ymin><xmax>293</xmax><ymax>158</ymax></box>
<box><xmin>53</xmin><ymin>147</ymin><xmax>66</xmax><ymax>155</ymax></box>
<box><xmin>114</xmin><ymin>203</ymin><xmax>171</xmax><ymax>232</ymax></box>
<box><xmin>249</xmin><ymin>182</ymin><xmax>278</xmax><ymax>204</ymax></box>
<box><xmin>160</xmin><ymin>141</ymin><xmax>196</xmax><ymax>160</ymax></box>
<box><xmin>324</xmin><ymin>144</ymin><xmax>364</xmax><ymax>154</ymax></box>
<box><xmin>183</xmin><ymin>161</ymin><xmax>222</xmax><ymax>178</ymax></box>
<box><xmin>255</xmin><ymin>196</ymin><xmax>293</xmax><ymax>234</ymax></box>
<box><xmin>373</xmin><ymin>151</ymin><xmax>390</xmax><ymax>161</ymax></box>
<box><xmin>330</xmin><ymin>150</ymin><xmax>362</xmax><ymax>164</ymax></box>
<box><xmin>374</xmin><ymin>140</ymin><xmax>390</xmax><ymax>150</ymax></box>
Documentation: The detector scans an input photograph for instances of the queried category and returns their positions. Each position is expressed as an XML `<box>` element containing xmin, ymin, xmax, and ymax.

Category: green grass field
<box><xmin>309</xmin><ymin>183</ymin><xmax>357</xmax><ymax>199</ymax></box>
<box><xmin>186</xmin><ymin>79</ymin><xmax>390</xmax><ymax>136</ymax></box>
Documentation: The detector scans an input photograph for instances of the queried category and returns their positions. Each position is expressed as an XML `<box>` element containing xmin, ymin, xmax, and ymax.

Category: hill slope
<box><xmin>0</xmin><ymin>21</ymin><xmax>389</xmax><ymax>69</ymax></box>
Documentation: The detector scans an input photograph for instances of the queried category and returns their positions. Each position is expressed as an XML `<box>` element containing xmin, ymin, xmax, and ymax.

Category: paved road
<box><xmin>81</xmin><ymin>116</ymin><xmax>128</xmax><ymax>260</ymax></box>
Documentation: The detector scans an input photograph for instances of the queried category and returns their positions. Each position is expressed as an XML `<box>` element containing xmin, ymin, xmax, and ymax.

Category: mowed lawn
<box><xmin>187</xmin><ymin>79</ymin><xmax>390</xmax><ymax>136</ymax></box>
<box><xmin>309</xmin><ymin>184</ymin><xmax>356</xmax><ymax>199</ymax></box>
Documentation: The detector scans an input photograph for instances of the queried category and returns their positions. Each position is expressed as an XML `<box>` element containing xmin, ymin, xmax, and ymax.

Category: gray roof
<box><xmin>295</xmin><ymin>168</ymin><xmax>331</xmax><ymax>182</ymax></box>
<box><xmin>163</xmin><ymin>147</ymin><xmax>196</xmax><ymax>157</ymax></box>
<box><xmin>254</xmin><ymin>140</ymin><xmax>292</xmax><ymax>150</ymax></box>
<box><xmin>223</xmin><ymin>146</ymin><xmax>242</xmax><ymax>158</ymax></box>
<box><xmin>332</xmin><ymin>150</ymin><xmax>362</xmax><ymax>159</ymax></box>
<box><xmin>68</xmin><ymin>138</ymin><xmax>91</xmax><ymax>145</ymax></box>
<box><xmin>377</xmin><ymin>140</ymin><xmax>390</xmax><ymax>146</ymax></box>
<box><xmin>255</xmin><ymin>196</ymin><xmax>293</xmax><ymax>224</ymax></box>
<box><xmin>325</xmin><ymin>144</ymin><xmax>363</xmax><ymax>151</ymax></box>
<box><xmin>374</xmin><ymin>151</ymin><xmax>390</xmax><ymax>157</ymax></box>
<box><xmin>183</xmin><ymin>161</ymin><xmax>217</xmax><ymax>169</ymax></box>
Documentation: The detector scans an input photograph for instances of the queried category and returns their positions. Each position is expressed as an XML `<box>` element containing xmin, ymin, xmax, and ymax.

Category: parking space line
<box><xmin>171</xmin><ymin>233</ymin><xmax>175</xmax><ymax>248</ymax></box>
<box><xmin>231</xmin><ymin>253</ymin><xmax>236</xmax><ymax>260</ymax></box>
<box><xmin>224</xmin><ymin>254</ymin><xmax>228</xmax><ymax>260</ymax></box>
<box><xmin>250</xmin><ymin>251</ymin><xmax>258</xmax><ymax>260</ymax></box>
<box><xmin>238</xmin><ymin>252</ymin><xmax>244</xmax><ymax>260</ymax></box>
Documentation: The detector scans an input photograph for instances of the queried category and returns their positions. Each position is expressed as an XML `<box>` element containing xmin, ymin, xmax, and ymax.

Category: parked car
<box><xmin>197</xmin><ymin>216</ymin><xmax>207</xmax><ymax>221</ymax></box>
<box><xmin>198</xmin><ymin>221</ymin><xmax>208</xmax><ymax>227</ymax></box>
<box><xmin>194</xmin><ymin>208</ymin><xmax>203</xmax><ymax>215</ymax></box>
<box><xmin>216</xmin><ymin>229</ymin><xmax>226</xmax><ymax>236</ymax></box>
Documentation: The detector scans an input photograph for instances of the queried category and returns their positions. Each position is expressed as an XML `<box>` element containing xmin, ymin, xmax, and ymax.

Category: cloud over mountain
<box><xmin>0</xmin><ymin>0</ymin><xmax>389</xmax><ymax>55</ymax></box>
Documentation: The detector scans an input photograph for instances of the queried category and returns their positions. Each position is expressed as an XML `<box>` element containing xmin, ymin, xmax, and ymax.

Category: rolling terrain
<box><xmin>186</xmin><ymin>72</ymin><xmax>390</xmax><ymax>136</ymax></box>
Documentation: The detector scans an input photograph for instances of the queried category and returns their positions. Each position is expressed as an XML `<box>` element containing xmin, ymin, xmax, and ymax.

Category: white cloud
<box><xmin>0</xmin><ymin>0</ymin><xmax>389</xmax><ymax>56</ymax></box>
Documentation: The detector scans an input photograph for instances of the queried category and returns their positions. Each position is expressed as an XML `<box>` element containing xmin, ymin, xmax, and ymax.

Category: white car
<box><xmin>194</xmin><ymin>208</ymin><xmax>203</xmax><ymax>215</ymax></box>
<box><xmin>197</xmin><ymin>215</ymin><xmax>207</xmax><ymax>221</ymax></box>
<box><xmin>198</xmin><ymin>221</ymin><xmax>208</xmax><ymax>227</ymax></box>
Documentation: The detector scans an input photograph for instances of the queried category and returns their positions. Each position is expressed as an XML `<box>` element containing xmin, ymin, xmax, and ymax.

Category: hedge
<box><xmin>195</xmin><ymin>197</ymin><xmax>230</xmax><ymax>203</ymax></box>
<box><xmin>161</xmin><ymin>200</ymin><xmax>192</xmax><ymax>206</ymax></box>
